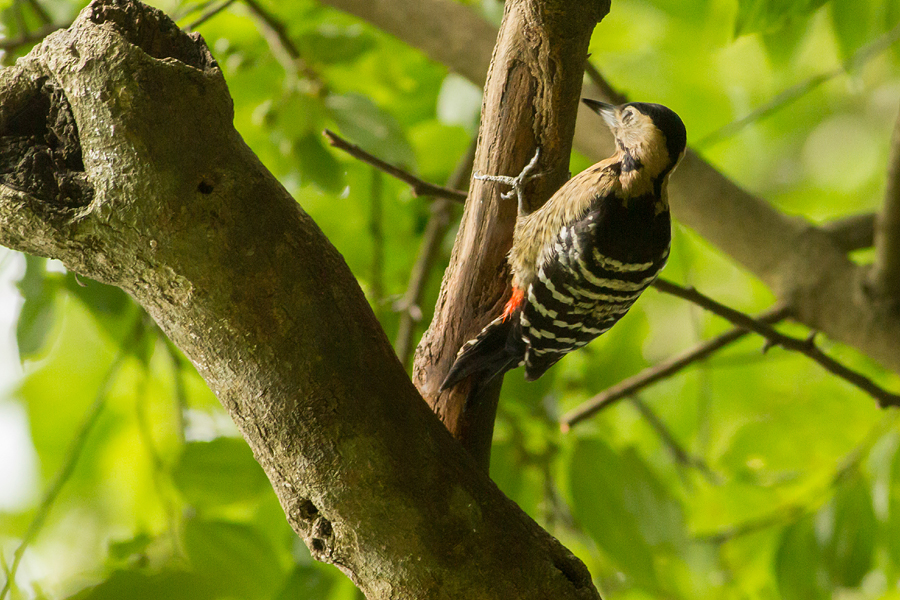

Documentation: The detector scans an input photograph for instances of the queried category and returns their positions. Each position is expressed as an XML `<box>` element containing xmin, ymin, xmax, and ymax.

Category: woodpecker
<box><xmin>441</xmin><ymin>99</ymin><xmax>687</xmax><ymax>401</ymax></box>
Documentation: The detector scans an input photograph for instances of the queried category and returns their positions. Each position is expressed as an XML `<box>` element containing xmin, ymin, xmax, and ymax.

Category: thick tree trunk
<box><xmin>0</xmin><ymin>1</ymin><xmax>599</xmax><ymax>598</ymax></box>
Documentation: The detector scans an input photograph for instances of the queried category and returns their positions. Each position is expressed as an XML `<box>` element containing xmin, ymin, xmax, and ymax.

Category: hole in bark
<box><xmin>297</xmin><ymin>498</ymin><xmax>319</xmax><ymax>521</ymax></box>
<box><xmin>197</xmin><ymin>180</ymin><xmax>214</xmax><ymax>194</ymax></box>
<box><xmin>0</xmin><ymin>77</ymin><xmax>93</xmax><ymax>209</ymax></box>
<box><xmin>552</xmin><ymin>552</ymin><xmax>590</xmax><ymax>588</ymax></box>
<box><xmin>311</xmin><ymin>538</ymin><xmax>326</xmax><ymax>553</ymax></box>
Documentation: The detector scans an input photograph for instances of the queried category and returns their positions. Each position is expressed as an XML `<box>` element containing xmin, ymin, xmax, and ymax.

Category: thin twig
<box><xmin>870</xmin><ymin>103</ymin><xmax>900</xmax><ymax>300</ymax></box>
<box><xmin>560</xmin><ymin>304</ymin><xmax>792</xmax><ymax>428</ymax></box>
<box><xmin>243</xmin><ymin>0</ymin><xmax>326</xmax><ymax>95</ymax></box>
<box><xmin>653</xmin><ymin>278</ymin><xmax>900</xmax><ymax>408</ymax></box>
<box><xmin>628</xmin><ymin>395</ymin><xmax>720</xmax><ymax>483</ymax></box>
<box><xmin>0</xmin><ymin>319</ymin><xmax>143</xmax><ymax>600</ymax></box>
<box><xmin>323</xmin><ymin>129</ymin><xmax>468</xmax><ymax>203</ymax></box>
<box><xmin>184</xmin><ymin>0</ymin><xmax>237</xmax><ymax>31</ymax></box>
<box><xmin>394</xmin><ymin>139</ymin><xmax>476</xmax><ymax>365</ymax></box>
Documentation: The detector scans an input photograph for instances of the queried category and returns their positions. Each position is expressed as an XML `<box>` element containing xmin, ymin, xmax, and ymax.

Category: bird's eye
<box><xmin>621</xmin><ymin>108</ymin><xmax>634</xmax><ymax>124</ymax></box>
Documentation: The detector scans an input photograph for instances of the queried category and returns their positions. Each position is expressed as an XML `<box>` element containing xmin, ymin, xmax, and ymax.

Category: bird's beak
<box><xmin>582</xmin><ymin>98</ymin><xmax>618</xmax><ymax>130</ymax></box>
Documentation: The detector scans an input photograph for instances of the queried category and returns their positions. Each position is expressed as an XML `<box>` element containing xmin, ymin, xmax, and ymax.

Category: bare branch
<box><xmin>560</xmin><ymin>304</ymin><xmax>792</xmax><ymax>429</ymax></box>
<box><xmin>395</xmin><ymin>139</ymin><xmax>476</xmax><ymax>365</ymax></box>
<box><xmin>323</xmin><ymin>129</ymin><xmax>468</xmax><ymax>203</ymax></box>
<box><xmin>869</xmin><ymin>103</ymin><xmax>900</xmax><ymax>301</ymax></box>
<box><xmin>653</xmin><ymin>279</ymin><xmax>900</xmax><ymax>408</ymax></box>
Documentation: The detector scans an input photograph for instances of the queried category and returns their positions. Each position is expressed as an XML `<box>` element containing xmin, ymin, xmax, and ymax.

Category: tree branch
<box><xmin>869</xmin><ymin>102</ymin><xmax>900</xmax><ymax>301</ymax></box>
<box><xmin>653</xmin><ymin>279</ymin><xmax>900</xmax><ymax>408</ymax></box>
<box><xmin>411</xmin><ymin>0</ymin><xmax>611</xmax><ymax>471</ymax></box>
<box><xmin>559</xmin><ymin>304</ymin><xmax>792</xmax><ymax>429</ymax></box>
<box><xmin>323</xmin><ymin>129</ymin><xmax>467</xmax><ymax>202</ymax></box>
<box><xmin>0</xmin><ymin>3</ymin><xmax>599</xmax><ymax>597</ymax></box>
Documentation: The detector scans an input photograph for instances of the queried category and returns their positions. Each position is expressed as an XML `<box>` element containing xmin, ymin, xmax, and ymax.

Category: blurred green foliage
<box><xmin>2</xmin><ymin>0</ymin><xmax>900</xmax><ymax>598</ymax></box>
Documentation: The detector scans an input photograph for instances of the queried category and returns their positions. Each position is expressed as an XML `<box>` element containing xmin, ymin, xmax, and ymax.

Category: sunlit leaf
<box><xmin>325</xmin><ymin>93</ymin><xmax>415</xmax><ymax>168</ymax></box>
<box><xmin>274</xmin><ymin>564</ymin><xmax>337</xmax><ymax>600</ymax></box>
<box><xmin>775</xmin><ymin>517</ymin><xmax>827</xmax><ymax>600</ymax></box>
<box><xmin>172</xmin><ymin>438</ymin><xmax>270</xmax><ymax>507</ymax></box>
<box><xmin>830</xmin><ymin>0</ymin><xmax>874</xmax><ymax>62</ymax></box>
<box><xmin>303</xmin><ymin>24</ymin><xmax>376</xmax><ymax>64</ymax></box>
<box><xmin>561</xmin><ymin>437</ymin><xmax>685</xmax><ymax>590</ymax></box>
<box><xmin>182</xmin><ymin>518</ymin><xmax>285</xmax><ymax>599</ymax></box>
<box><xmin>67</xmin><ymin>569</ymin><xmax>216</xmax><ymax>600</ymax></box>
<box><xmin>735</xmin><ymin>0</ymin><xmax>829</xmax><ymax>36</ymax></box>
<box><xmin>821</xmin><ymin>475</ymin><xmax>876</xmax><ymax>587</ymax></box>
<box><xmin>16</xmin><ymin>256</ymin><xmax>57</xmax><ymax>360</ymax></box>
<box><xmin>295</xmin><ymin>132</ymin><xmax>345</xmax><ymax>193</ymax></box>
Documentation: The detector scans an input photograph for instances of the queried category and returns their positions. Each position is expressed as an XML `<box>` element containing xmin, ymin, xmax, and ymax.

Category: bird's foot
<box><xmin>474</xmin><ymin>148</ymin><xmax>543</xmax><ymax>216</ymax></box>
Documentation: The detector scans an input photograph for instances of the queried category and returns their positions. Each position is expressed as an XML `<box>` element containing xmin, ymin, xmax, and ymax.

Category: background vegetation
<box><xmin>1</xmin><ymin>0</ymin><xmax>900</xmax><ymax>598</ymax></box>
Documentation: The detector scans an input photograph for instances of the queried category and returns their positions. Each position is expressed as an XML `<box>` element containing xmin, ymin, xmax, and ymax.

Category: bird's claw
<box><xmin>474</xmin><ymin>148</ymin><xmax>543</xmax><ymax>216</ymax></box>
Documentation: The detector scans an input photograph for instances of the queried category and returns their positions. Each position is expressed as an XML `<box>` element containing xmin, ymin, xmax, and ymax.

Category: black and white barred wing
<box><xmin>519</xmin><ymin>206</ymin><xmax>669</xmax><ymax>381</ymax></box>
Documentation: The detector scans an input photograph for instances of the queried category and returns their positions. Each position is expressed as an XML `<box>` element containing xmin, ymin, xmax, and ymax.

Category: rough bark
<box><xmin>0</xmin><ymin>2</ymin><xmax>599</xmax><ymax>598</ymax></box>
<box><xmin>322</xmin><ymin>0</ymin><xmax>900</xmax><ymax>379</ymax></box>
<box><xmin>412</xmin><ymin>0</ymin><xmax>611</xmax><ymax>469</ymax></box>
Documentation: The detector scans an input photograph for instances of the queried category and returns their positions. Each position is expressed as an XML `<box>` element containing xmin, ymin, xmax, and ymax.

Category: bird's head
<box><xmin>583</xmin><ymin>99</ymin><xmax>687</xmax><ymax>179</ymax></box>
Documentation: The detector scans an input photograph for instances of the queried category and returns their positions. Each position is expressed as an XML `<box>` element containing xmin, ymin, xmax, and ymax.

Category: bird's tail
<box><xmin>440</xmin><ymin>312</ymin><xmax>526</xmax><ymax>405</ymax></box>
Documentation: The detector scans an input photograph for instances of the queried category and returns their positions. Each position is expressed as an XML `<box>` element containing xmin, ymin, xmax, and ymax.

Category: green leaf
<box><xmin>16</xmin><ymin>255</ymin><xmax>58</xmax><ymax>360</ymax></box>
<box><xmin>107</xmin><ymin>533</ymin><xmax>153</xmax><ymax>563</ymax></box>
<box><xmin>436</xmin><ymin>73</ymin><xmax>482</xmax><ymax>131</ymax></box>
<box><xmin>274</xmin><ymin>564</ymin><xmax>337</xmax><ymax>600</ymax></box>
<box><xmin>325</xmin><ymin>93</ymin><xmax>416</xmax><ymax>168</ymax></box>
<box><xmin>822</xmin><ymin>476</ymin><xmax>876</xmax><ymax>587</ymax></box>
<box><xmin>303</xmin><ymin>24</ymin><xmax>376</xmax><ymax>64</ymax></box>
<box><xmin>67</xmin><ymin>569</ymin><xmax>216</xmax><ymax>600</ymax></box>
<box><xmin>830</xmin><ymin>0</ymin><xmax>873</xmax><ymax>62</ymax></box>
<box><xmin>561</xmin><ymin>438</ymin><xmax>685</xmax><ymax>590</ymax></box>
<box><xmin>775</xmin><ymin>517</ymin><xmax>827</xmax><ymax>600</ymax></box>
<box><xmin>295</xmin><ymin>132</ymin><xmax>345</xmax><ymax>193</ymax></box>
<box><xmin>172</xmin><ymin>438</ymin><xmax>270</xmax><ymax>507</ymax></box>
<box><xmin>735</xmin><ymin>0</ymin><xmax>830</xmax><ymax>36</ymax></box>
<box><xmin>760</xmin><ymin>15</ymin><xmax>812</xmax><ymax>66</ymax></box>
<box><xmin>182</xmin><ymin>518</ymin><xmax>285</xmax><ymax>599</ymax></box>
